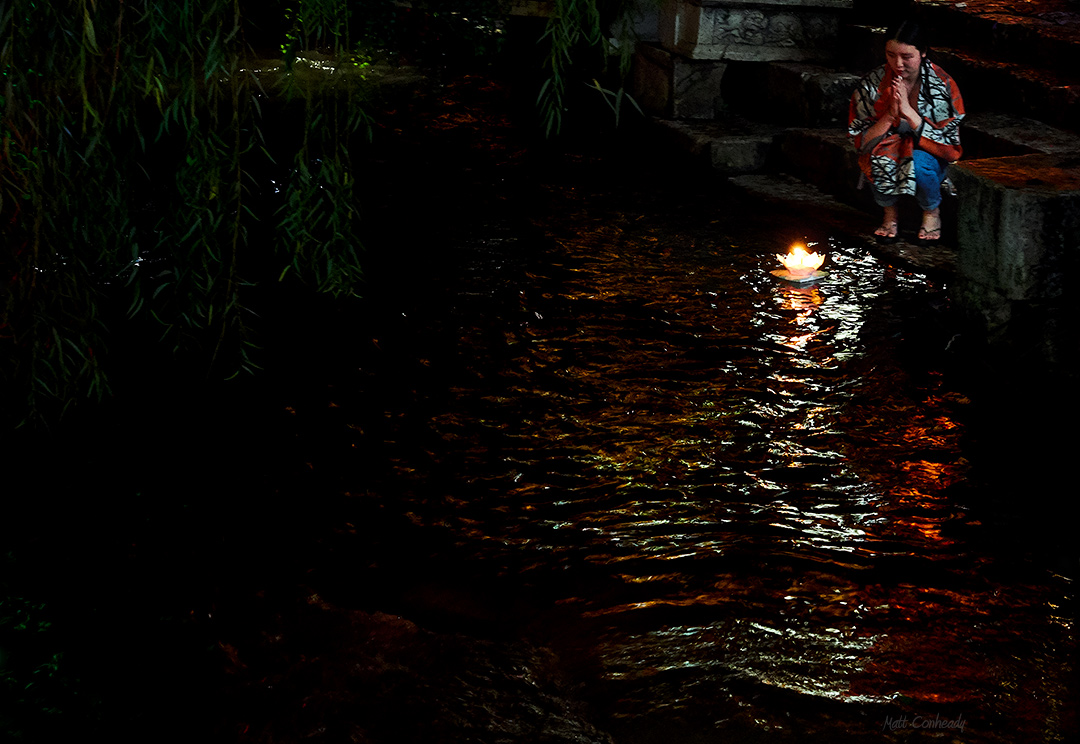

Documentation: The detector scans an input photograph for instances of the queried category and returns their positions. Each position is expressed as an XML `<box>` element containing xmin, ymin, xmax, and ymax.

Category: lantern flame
<box><xmin>776</xmin><ymin>244</ymin><xmax>825</xmax><ymax>277</ymax></box>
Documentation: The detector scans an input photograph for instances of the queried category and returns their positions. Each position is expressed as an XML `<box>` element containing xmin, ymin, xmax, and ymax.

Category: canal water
<box><xmin>4</xmin><ymin>74</ymin><xmax>1075</xmax><ymax>743</ymax></box>
<box><xmin>276</xmin><ymin>75</ymin><xmax>1074</xmax><ymax>743</ymax></box>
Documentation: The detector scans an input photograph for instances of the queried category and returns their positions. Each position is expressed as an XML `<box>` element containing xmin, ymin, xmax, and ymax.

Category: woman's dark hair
<box><xmin>886</xmin><ymin>20</ymin><xmax>931</xmax><ymax>55</ymax></box>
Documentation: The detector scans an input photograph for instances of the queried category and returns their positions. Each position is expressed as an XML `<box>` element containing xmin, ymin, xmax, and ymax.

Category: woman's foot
<box><xmin>918</xmin><ymin>208</ymin><xmax>942</xmax><ymax>242</ymax></box>
<box><xmin>874</xmin><ymin>220</ymin><xmax>898</xmax><ymax>239</ymax></box>
<box><xmin>875</xmin><ymin>206</ymin><xmax>898</xmax><ymax>241</ymax></box>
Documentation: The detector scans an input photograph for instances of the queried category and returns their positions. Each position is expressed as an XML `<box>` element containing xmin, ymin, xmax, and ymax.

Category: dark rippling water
<box><xmin>5</xmin><ymin>75</ymin><xmax>1074</xmax><ymax>744</ymax></box>
<box><xmin>314</xmin><ymin>76</ymin><xmax>1076</xmax><ymax>744</ymax></box>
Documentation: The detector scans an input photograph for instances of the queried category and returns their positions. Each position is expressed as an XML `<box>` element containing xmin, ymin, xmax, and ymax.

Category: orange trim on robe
<box><xmin>848</xmin><ymin>62</ymin><xmax>965</xmax><ymax>197</ymax></box>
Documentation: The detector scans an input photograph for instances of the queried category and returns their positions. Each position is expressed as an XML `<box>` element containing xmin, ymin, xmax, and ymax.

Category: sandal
<box><xmin>918</xmin><ymin>210</ymin><xmax>942</xmax><ymax>243</ymax></box>
<box><xmin>874</xmin><ymin>221</ymin><xmax>898</xmax><ymax>244</ymax></box>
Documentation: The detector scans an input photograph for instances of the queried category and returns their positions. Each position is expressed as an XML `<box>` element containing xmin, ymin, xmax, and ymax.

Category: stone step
<box><xmin>718</xmin><ymin>41</ymin><xmax>1080</xmax><ymax>138</ymax></box>
<box><xmin>652</xmin><ymin>116</ymin><xmax>786</xmax><ymax>174</ymax></box>
<box><xmin>728</xmin><ymin>172</ymin><xmax>960</xmax><ymax>276</ymax></box>
<box><xmin>961</xmin><ymin>110</ymin><xmax>1080</xmax><ymax>158</ymax></box>
<box><xmin>933</xmin><ymin>46</ymin><xmax>1080</xmax><ymax>132</ymax></box>
<box><xmin>771</xmin><ymin>112</ymin><xmax>1080</xmax><ymax>199</ymax></box>
<box><xmin>632</xmin><ymin>43</ymin><xmax>726</xmax><ymax>120</ymax></box>
<box><xmin>841</xmin><ymin>6</ymin><xmax>1080</xmax><ymax>134</ymax></box>
<box><xmin>774</xmin><ymin>127</ymin><xmax>865</xmax><ymax>203</ymax></box>
<box><xmin>721</xmin><ymin>61</ymin><xmax>862</xmax><ymax>128</ymax></box>
<box><xmin>651</xmin><ymin>119</ymin><xmax>861</xmax><ymax>200</ymax></box>
<box><xmin>725</xmin><ymin>171</ymin><xmax>868</xmax><ymax>236</ymax></box>
<box><xmin>949</xmin><ymin>150</ymin><xmax>1080</xmax><ymax>369</ymax></box>
<box><xmin>683</xmin><ymin>46</ymin><xmax>1080</xmax><ymax>142</ymax></box>
<box><xmin>652</xmin><ymin>110</ymin><xmax>1080</xmax><ymax>195</ymax></box>
<box><xmin>649</xmin><ymin>110</ymin><xmax>1078</xmax><ymax>270</ymax></box>
<box><xmin>632</xmin><ymin>0</ymin><xmax>1080</xmax><ymax>133</ymax></box>
<box><xmin>916</xmin><ymin>0</ymin><xmax>1080</xmax><ymax>72</ymax></box>
<box><xmin>637</xmin><ymin>0</ymin><xmax>1078</xmax><ymax>373</ymax></box>
<box><xmin>780</xmin><ymin>9</ymin><xmax>1080</xmax><ymax>135</ymax></box>
<box><xmin>635</xmin><ymin>18</ymin><xmax>1080</xmax><ymax>137</ymax></box>
<box><xmin>769</xmin><ymin>127</ymin><xmax>960</xmax><ymax>244</ymax></box>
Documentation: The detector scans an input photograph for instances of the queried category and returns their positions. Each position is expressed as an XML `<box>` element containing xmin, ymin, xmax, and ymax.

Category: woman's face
<box><xmin>885</xmin><ymin>40</ymin><xmax>923</xmax><ymax>82</ymax></box>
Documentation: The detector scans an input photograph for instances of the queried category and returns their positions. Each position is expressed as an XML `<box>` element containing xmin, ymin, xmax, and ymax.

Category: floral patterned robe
<box><xmin>848</xmin><ymin>62</ymin><xmax>965</xmax><ymax>196</ymax></box>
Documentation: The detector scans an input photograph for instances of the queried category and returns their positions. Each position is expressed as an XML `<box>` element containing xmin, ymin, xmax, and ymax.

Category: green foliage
<box><xmin>0</xmin><ymin>0</ymin><xmax>650</xmax><ymax>426</ymax></box>
<box><xmin>0</xmin><ymin>559</ymin><xmax>83</xmax><ymax>740</ymax></box>
<box><xmin>1</xmin><ymin>0</ymin><xmax>369</xmax><ymax>426</ymax></box>
<box><xmin>538</xmin><ymin>0</ymin><xmax>655</xmax><ymax>136</ymax></box>
<box><xmin>539</xmin><ymin>0</ymin><xmax>602</xmax><ymax>137</ymax></box>
<box><xmin>283</xmin><ymin>0</ymin><xmax>351</xmax><ymax>57</ymax></box>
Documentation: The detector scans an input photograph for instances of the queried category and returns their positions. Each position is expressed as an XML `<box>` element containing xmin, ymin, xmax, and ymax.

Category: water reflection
<box><xmin>347</xmin><ymin>90</ymin><xmax>1075</xmax><ymax>743</ymax></box>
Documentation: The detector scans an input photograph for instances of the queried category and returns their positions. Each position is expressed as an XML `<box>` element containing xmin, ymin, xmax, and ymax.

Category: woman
<box><xmin>848</xmin><ymin>21</ymin><xmax>965</xmax><ymax>242</ymax></box>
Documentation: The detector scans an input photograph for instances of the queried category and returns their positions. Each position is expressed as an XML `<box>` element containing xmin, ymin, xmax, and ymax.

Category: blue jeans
<box><xmin>872</xmin><ymin>150</ymin><xmax>949</xmax><ymax>212</ymax></box>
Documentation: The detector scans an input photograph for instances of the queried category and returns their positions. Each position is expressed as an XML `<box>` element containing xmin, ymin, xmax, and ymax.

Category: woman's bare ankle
<box><xmin>875</xmin><ymin>206</ymin><xmax>898</xmax><ymax>237</ymax></box>
<box><xmin>919</xmin><ymin>208</ymin><xmax>942</xmax><ymax>241</ymax></box>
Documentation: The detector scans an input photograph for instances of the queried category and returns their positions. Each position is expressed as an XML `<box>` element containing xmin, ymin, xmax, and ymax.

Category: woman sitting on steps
<box><xmin>848</xmin><ymin>20</ymin><xmax>965</xmax><ymax>243</ymax></box>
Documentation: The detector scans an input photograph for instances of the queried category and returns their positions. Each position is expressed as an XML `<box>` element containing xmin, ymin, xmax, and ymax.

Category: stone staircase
<box><xmin>631</xmin><ymin>0</ymin><xmax>1080</xmax><ymax>376</ymax></box>
<box><xmin>635</xmin><ymin>1</ymin><xmax>1080</xmax><ymax>244</ymax></box>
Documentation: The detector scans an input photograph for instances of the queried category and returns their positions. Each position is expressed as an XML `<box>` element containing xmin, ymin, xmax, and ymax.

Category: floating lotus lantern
<box><xmin>771</xmin><ymin>242</ymin><xmax>827</xmax><ymax>284</ymax></box>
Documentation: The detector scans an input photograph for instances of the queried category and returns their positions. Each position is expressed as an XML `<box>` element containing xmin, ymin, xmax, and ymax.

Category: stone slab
<box><xmin>729</xmin><ymin>173</ymin><xmax>959</xmax><ymax>275</ymax></box>
<box><xmin>633</xmin><ymin>43</ymin><xmax>677</xmax><ymax>117</ymax></box>
<box><xmin>933</xmin><ymin>47</ymin><xmax>1080</xmax><ymax>132</ymax></box>
<box><xmin>775</xmin><ymin>127</ymin><xmax>863</xmax><ymax>201</ymax></box>
<box><xmin>709</xmin><ymin>134</ymin><xmax>776</xmax><ymax>171</ymax></box>
<box><xmin>918</xmin><ymin>0</ymin><xmax>1080</xmax><ymax>72</ymax></box>
<box><xmin>961</xmin><ymin>112</ymin><xmax>1080</xmax><ymax>160</ymax></box>
<box><xmin>633</xmin><ymin>43</ymin><xmax>728</xmax><ymax>119</ymax></box>
<box><xmin>950</xmin><ymin>153</ymin><xmax>1079</xmax><ymax>365</ymax></box>
<box><xmin>655</xmin><ymin>117</ymin><xmax>783</xmax><ymax>173</ymax></box>
<box><xmin>722</xmin><ymin>61</ymin><xmax>860</xmax><ymax>126</ymax></box>
<box><xmin>955</xmin><ymin>153</ymin><xmax>1080</xmax><ymax>196</ymax></box>
<box><xmin>729</xmin><ymin>171</ymin><xmax>866</xmax><ymax>221</ymax></box>
<box><xmin>659</xmin><ymin>0</ymin><xmax>853</xmax><ymax>61</ymax></box>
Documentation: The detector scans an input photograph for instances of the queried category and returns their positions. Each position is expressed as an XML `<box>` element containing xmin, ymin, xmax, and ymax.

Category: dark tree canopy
<box><xmin>0</xmin><ymin>0</ymin><xmax>642</xmax><ymax>427</ymax></box>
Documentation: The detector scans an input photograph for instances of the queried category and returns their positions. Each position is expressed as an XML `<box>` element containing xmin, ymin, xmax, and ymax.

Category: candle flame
<box><xmin>776</xmin><ymin>244</ymin><xmax>825</xmax><ymax>276</ymax></box>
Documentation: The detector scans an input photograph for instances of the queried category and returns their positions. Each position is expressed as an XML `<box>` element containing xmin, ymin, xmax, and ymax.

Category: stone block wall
<box><xmin>660</xmin><ymin>0</ymin><xmax>853</xmax><ymax>62</ymax></box>
<box><xmin>951</xmin><ymin>153</ymin><xmax>1080</xmax><ymax>373</ymax></box>
<box><xmin>633</xmin><ymin>43</ymin><xmax>727</xmax><ymax>119</ymax></box>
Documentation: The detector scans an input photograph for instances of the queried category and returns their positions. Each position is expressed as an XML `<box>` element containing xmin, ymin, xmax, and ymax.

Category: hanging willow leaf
<box><xmin>3</xmin><ymin>0</ymin><xmax>615</xmax><ymax>428</ymax></box>
<box><xmin>82</xmin><ymin>5</ymin><xmax>100</xmax><ymax>54</ymax></box>
<box><xmin>537</xmin><ymin>0</ymin><xmax>653</xmax><ymax>136</ymax></box>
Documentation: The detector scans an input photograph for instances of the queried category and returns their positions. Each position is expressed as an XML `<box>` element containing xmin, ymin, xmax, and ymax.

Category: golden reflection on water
<box><xmin>374</xmin><ymin>155</ymin><xmax>1075</xmax><ymax>741</ymax></box>
<box><xmin>583</xmin><ymin>240</ymin><xmax>1045</xmax><ymax>722</ymax></box>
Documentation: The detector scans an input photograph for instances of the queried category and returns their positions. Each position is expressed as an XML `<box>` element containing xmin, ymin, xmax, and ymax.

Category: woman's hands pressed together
<box><xmin>892</xmin><ymin>77</ymin><xmax>922</xmax><ymax>131</ymax></box>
